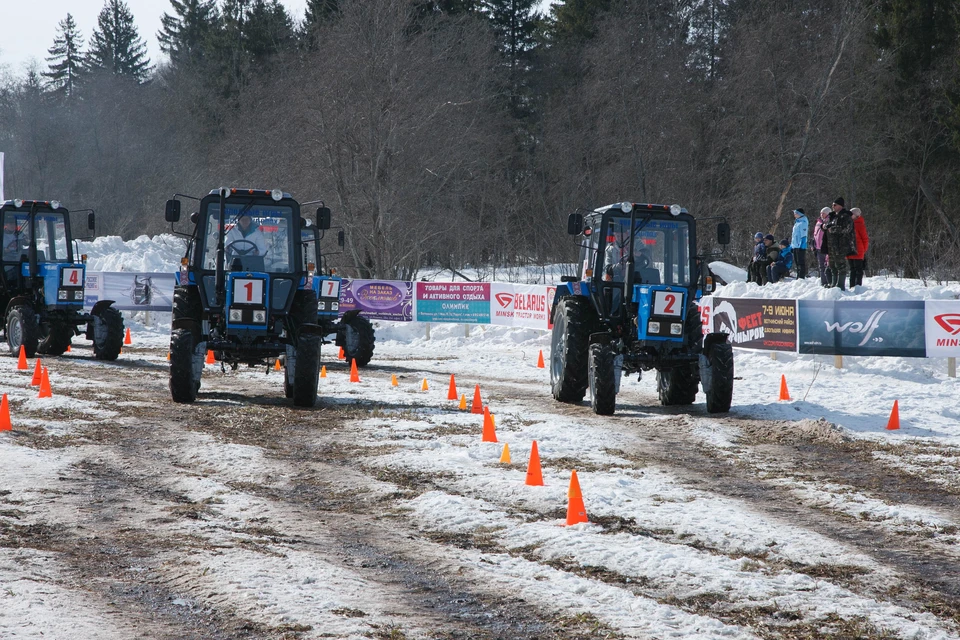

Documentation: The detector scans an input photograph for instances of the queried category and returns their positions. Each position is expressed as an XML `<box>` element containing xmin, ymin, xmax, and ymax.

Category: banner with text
<box><xmin>415</xmin><ymin>281</ymin><xmax>491</xmax><ymax>324</ymax></box>
<box><xmin>84</xmin><ymin>272</ymin><xmax>176</xmax><ymax>312</ymax></box>
<box><xmin>924</xmin><ymin>300</ymin><xmax>960</xmax><ymax>357</ymax></box>
<box><xmin>490</xmin><ymin>284</ymin><xmax>554</xmax><ymax>330</ymax></box>
<box><xmin>798</xmin><ymin>300</ymin><xmax>926</xmax><ymax>357</ymax></box>
<box><xmin>339</xmin><ymin>279</ymin><xmax>413</xmax><ymax>321</ymax></box>
<box><xmin>711</xmin><ymin>297</ymin><xmax>798</xmax><ymax>351</ymax></box>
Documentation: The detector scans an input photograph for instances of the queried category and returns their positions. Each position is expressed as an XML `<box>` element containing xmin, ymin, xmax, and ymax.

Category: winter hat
<box><xmin>820</xmin><ymin>207</ymin><xmax>830</xmax><ymax>217</ymax></box>
<box><xmin>779</xmin><ymin>239</ymin><xmax>790</xmax><ymax>247</ymax></box>
<box><xmin>754</xmin><ymin>232</ymin><xmax>764</xmax><ymax>239</ymax></box>
<box><xmin>793</xmin><ymin>208</ymin><xmax>804</xmax><ymax>216</ymax></box>
<box><xmin>833</xmin><ymin>197</ymin><xmax>845</xmax><ymax>207</ymax></box>
<box><xmin>764</xmin><ymin>234</ymin><xmax>775</xmax><ymax>242</ymax></box>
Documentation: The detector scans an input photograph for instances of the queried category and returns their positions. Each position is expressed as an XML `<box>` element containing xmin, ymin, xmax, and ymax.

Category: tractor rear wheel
<box><xmin>703</xmin><ymin>341</ymin><xmax>734</xmax><ymax>413</ymax></box>
<box><xmin>588</xmin><ymin>343</ymin><xmax>617</xmax><ymax>416</ymax></box>
<box><xmin>7</xmin><ymin>305</ymin><xmax>39</xmax><ymax>358</ymax></box>
<box><xmin>550</xmin><ymin>298</ymin><xmax>593</xmax><ymax>403</ymax></box>
<box><xmin>657</xmin><ymin>364</ymin><xmax>699</xmax><ymax>406</ymax></box>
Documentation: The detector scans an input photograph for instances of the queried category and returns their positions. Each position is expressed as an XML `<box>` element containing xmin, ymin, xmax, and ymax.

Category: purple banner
<box><xmin>339</xmin><ymin>279</ymin><xmax>413</xmax><ymax>321</ymax></box>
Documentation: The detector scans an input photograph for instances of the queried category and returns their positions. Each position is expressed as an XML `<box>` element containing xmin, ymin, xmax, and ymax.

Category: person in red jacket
<box><xmin>846</xmin><ymin>207</ymin><xmax>869</xmax><ymax>287</ymax></box>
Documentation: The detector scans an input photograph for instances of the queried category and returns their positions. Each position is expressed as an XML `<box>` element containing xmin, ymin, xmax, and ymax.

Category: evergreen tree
<box><xmin>549</xmin><ymin>0</ymin><xmax>610</xmax><ymax>42</ymax></box>
<box><xmin>87</xmin><ymin>0</ymin><xmax>152</xmax><ymax>81</ymax></box>
<box><xmin>43</xmin><ymin>13</ymin><xmax>85</xmax><ymax>98</ymax></box>
<box><xmin>300</xmin><ymin>0</ymin><xmax>338</xmax><ymax>48</ymax></box>
<box><xmin>483</xmin><ymin>0</ymin><xmax>538</xmax><ymax>114</ymax></box>
<box><xmin>245</xmin><ymin>0</ymin><xmax>295</xmax><ymax>60</ymax></box>
<box><xmin>158</xmin><ymin>0</ymin><xmax>220</xmax><ymax>67</ymax></box>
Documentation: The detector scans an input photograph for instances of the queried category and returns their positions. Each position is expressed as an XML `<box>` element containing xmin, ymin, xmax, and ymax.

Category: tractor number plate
<box><xmin>61</xmin><ymin>268</ymin><xmax>83</xmax><ymax>287</ymax></box>
<box><xmin>320</xmin><ymin>279</ymin><xmax>340</xmax><ymax>299</ymax></box>
<box><xmin>232</xmin><ymin>278</ymin><xmax>265</xmax><ymax>305</ymax></box>
<box><xmin>653</xmin><ymin>291</ymin><xmax>682</xmax><ymax>317</ymax></box>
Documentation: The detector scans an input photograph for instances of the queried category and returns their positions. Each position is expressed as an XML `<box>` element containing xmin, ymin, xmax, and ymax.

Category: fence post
<box><xmin>834</xmin><ymin>355</ymin><xmax>843</xmax><ymax>369</ymax></box>
<box><xmin>464</xmin><ymin>324</ymin><xmax>470</xmax><ymax>338</ymax></box>
<box><xmin>949</xmin><ymin>357</ymin><xmax>957</xmax><ymax>378</ymax></box>
<box><xmin>770</xmin><ymin>352</ymin><xmax>777</xmax><ymax>361</ymax></box>
<box><xmin>425</xmin><ymin>323</ymin><xmax>431</xmax><ymax>340</ymax></box>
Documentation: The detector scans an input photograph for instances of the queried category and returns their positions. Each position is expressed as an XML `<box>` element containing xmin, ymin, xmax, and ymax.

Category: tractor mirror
<box><xmin>87</xmin><ymin>212</ymin><xmax>95</xmax><ymax>231</ymax></box>
<box><xmin>316</xmin><ymin>206</ymin><xmax>331</xmax><ymax>230</ymax></box>
<box><xmin>567</xmin><ymin>213</ymin><xmax>583</xmax><ymax>235</ymax></box>
<box><xmin>717</xmin><ymin>222</ymin><xmax>731</xmax><ymax>245</ymax></box>
<box><xmin>337</xmin><ymin>230</ymin><xmax>345</xmax><ymax>248</ymax></box>
<box><xmin>165</xmin><ymin>199</ymin><xmax>181</xmax><ymax>223</ymax></box>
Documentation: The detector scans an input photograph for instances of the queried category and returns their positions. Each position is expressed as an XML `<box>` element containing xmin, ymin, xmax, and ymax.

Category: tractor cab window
<box><xmin>203</xmin><ymin>203</ymin><xmax>294</xmax><ymax>273</ymax></box>
<box><xmin>602</xmin><ymin>218</ymin><xmax>691</xmax><ymax>287</ymax></box>
<box><xmin>580</xmin><ymin>219</ymin><xmax>600</xmax><ymax>280</ymax></box>
<box><xmin>34</xmin><ymin>213</ymin><xmax>69</xmax><ymax>263</ymax></box>
<box><xmin>301</xmin><ymin>228</ymin><xmax>318</xmax><ymax>270</ymax></box>
<box><xmin>2</xmin><ymin>212</ymin><xmax>30</xmax><ymax>262</ymax></box>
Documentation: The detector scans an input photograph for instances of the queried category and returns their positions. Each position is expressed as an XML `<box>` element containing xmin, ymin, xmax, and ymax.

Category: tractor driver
<box><xmin>603</xmin><ymin>239</ymin><xmax>653</xmax><ymax>282</ymax></box>
<box><xmin>226</xmin><ymin>214</ymin><xmax>267</xmax><ymax>257</ymax></box>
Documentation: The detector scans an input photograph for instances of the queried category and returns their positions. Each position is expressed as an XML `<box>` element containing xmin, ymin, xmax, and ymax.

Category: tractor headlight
<box><xmin>13</xmin><ymin>199</ymin><xmax>23</xmax><ymax>208</ymax></box>
<box><xmin>331</xmin><ymin>302</ymin><xmax>339</xmax><ymax>311</ymax></box>
<box><xmin>271</xmin><ymin>189</ymin><xmax>283</xmax><ymax>201</ymax></box>
<box><xmin>229</xmin><ymin>308</ymin><xmax>242</xmax><ymax>322</ymax></box>
<box><xmin>58</xmin><ymin>290</ymin><xmax>68</xmax><ymax>300</ymax></box>
<box><xmin>648</xmin><ymin>321</ymin><xmax>660</xmax><ymax>334</ymax></box>
<box><xmin>318</xmin><ymin>301</ymin><xmax>326</xmax><ymax>311</ymax></box>
<box><xmin>253</xmin><ymin>310</ymin><xmax>266</xmax><ymax>323</ymax></box>
<box><xmin>669</xmin><ymin>204</ymin><xmax>682</xmax><ymax>216</ymax></box>
<box><xmin>621</xmin><ymin>201</ymin><xmax>633</xmax><ymax>213</ymax></box>
<box><xmin>670</xmin><ymin>323</ymin><xmax>683</xmax><ymax>335</ymax></box>
<box><xmin>50</xmin><ymin>200</ymin><xmax>61</xmax><ymax>210</ymax></box>
<box><xmin>74</xmin><ymin>290</ymin><xmax>84</xmax><ymax>300</ymax></box>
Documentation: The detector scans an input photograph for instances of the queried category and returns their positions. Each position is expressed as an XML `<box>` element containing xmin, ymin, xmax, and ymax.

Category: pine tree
<box><xmin>43</xmin><ymin>13</ymin><xmax>85</xmax><ymax>98</ymax></box>
<box><xmin>158</xmin><ymin>0</ymin><xmax>220</xmax><ymax>67</ymax></box>
<box><xmin>483</xmin><ymin>0</ymin><xmax>538</xmax><ymax>114</ymax></box>
<box><xmin>245</xmin><ymin>0</ymin><xmax>295</xmax><ymax>60</ymax></box>
<box><xmin>303</xmin><ymin>0</ymin><xmax>339</xmax><ymax>27</ymax></box>
<box><xmin>87</xmin><ymin>0</ymin><xmax>152</xmax><ymax>81</ymax></box>
<box><xmin>549</xmin><ymin>0</ymin><xmax>610</xmax><ymax>42</ymax></box>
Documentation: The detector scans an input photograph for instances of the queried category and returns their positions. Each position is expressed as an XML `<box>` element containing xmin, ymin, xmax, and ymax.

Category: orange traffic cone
<box><xmin>566</xmin><ymin>470</ymin><xmax>589</xmax><ymax>526</ymax></box>
<box><xmin>338</xmin><ymin>347</ymin><xmax>346</xmax><ymax>361</ymax></box>
<box><xmin>320</xmin><ymin>365</ymin><xmax>327</xmax><ymax>378</ymax></box>
<box><xmin>349</xmin><ymin>359</ymin><xmax>360</xmax><ymax>383</ymax></box>
<box><xmin>886</xmin><ymin>400</ymin><xmax>900</xmax><ymax>430</ymax></box>
<box><xmin>447</xmin><ymin>374</ymin><xmax>458</xmax><ymax>400</ymax></box>
<box><xmin>205</xmin><ymin>349</ymin><xmax>215</xmax><ymax>364</ymax></box>
<box><xmin>525</xmin><ymin>440</ymin><xmax>544</xmax><ymax>486</ymax></box>
<box><xmin>482</xmin><ymin>406</ymin><xmax>498</xmax><ymax>443</ymax></box>
<box><xmin>30</xmin><ymin>359</ymin><xmax>42</xmax><ymax>386</ymax></box>
<box><xmin>38</xmin><ymin>367</ymin><xmax>52</xmax><ymax>398</ymax></box>
<box><xmin>123</xmin><ymin>327</ymin><xmax>132</xmax><ymax>345</ymax></box>
<box><xmin>778</xmin><ymin>374</ymin><xmax>791</xmax><ymax>401</ymax></box>
<box><xmin>16</xmin><ymin>345</ymin><xmax>27</xmax><ymax>370</ymax></box>
<box><xmin>459</xmin><ymin>393</ymin><xmax>467</xmax><ymax>410</ymax></box>
<box><xmin>0</xmin><ymin>394</ymin><xmax>10</xmax><ymax>431</ymax></box>
<box><xmin>536</xmin><ymin>350</ymin><xmax>545</xmax><ymax>369</ymax></box>
<box><xmin>390</xmin><ymin>374</ymin><xmax>398</xmax><ymax>386</ymax></box>
<box><xmin>166</xmin><ymin>351</ymin><xmax>170</xmax><ymax>361</ymax></box>
<box><xmin>66</xmin><ymin>344</ymin><xmax>72</xmax><ymax>353</ymax></box>
<box><xmin>470</xmin><ymin>384</ymin><xmax>483</xmax><ymax>414</ymax></box>
<box><xmin>274</xmin><ymin>358</ymin><xmax>281</xmax><ymax>371</ymax></box>
<box><xmin>499</xmin><ymin>443</ymin><xmax>511</xmax><ymax>463</ymax></box>
<box><xmin>422</xmin><ymin>378</ymin><xmax>429</xmax><ymax>391</ymax></box>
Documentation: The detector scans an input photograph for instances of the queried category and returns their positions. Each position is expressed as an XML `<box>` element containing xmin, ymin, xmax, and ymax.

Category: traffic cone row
<box><xmin>778</xmin><ymin>374</ymin><xmax>901</xmax><ymax>430</ymax></box>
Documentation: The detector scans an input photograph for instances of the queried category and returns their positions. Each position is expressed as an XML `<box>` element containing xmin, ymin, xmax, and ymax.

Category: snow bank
<box><xmin>77</xmin><ymin>234</ymin><xmax>186</xmax><ymax>272</ymax></box>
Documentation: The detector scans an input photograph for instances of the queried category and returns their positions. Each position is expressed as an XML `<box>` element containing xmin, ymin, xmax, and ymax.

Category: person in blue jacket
<box><xmin>767</xmin><ymin>239</ymin><xmax>794</xmax><ymax>283</ymax></box>
<box><xmin>791</xmin><ymin>208</ymin><xmax>808</xmax><ymax>279</ymax></box>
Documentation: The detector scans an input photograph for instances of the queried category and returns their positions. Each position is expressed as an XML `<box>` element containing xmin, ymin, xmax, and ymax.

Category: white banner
<box><xmin>925</xmin><ymin>300</ymin><xmax>960</xmax><ymax>356</ymax></box>
<box><xmin>84</xmin><ymin>272</ymin><xmax>176</xmax><ymax>311</ymax></box>
<box><xmin>490</xmin><ymin>283</ymin><xmax>552</xmax><ymax>330</ymax></box>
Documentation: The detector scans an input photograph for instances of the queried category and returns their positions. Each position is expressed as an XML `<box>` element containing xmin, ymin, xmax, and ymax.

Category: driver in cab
<box><xmin>226</xmin><ymin>214</ymin><xmax>267</xmax><ymax>257</ymax></box>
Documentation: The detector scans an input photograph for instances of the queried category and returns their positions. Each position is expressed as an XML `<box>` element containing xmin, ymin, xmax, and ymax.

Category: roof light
<box><xmin>271</xmin><ymin>189</ymin><xmax>283</xmax><ymax>201</ymax></box>
<box><xmin>669</xmin><ymin>204</ymin><xmax>682</xmax><ymax>216</ymax></box>
<box><xmin>621</xmin><ymin>202</ymin><xmax>633</xmax><ymax>213</ymax></box>
<box><xmin>50</xmin><ymin>200</ymin><xmax>61</xmax><ymax>210</ymax></box>
<box><xmin>13</xmin><ymin>199</ymin><xmax>23</xmax><ymax>208</ymax></box>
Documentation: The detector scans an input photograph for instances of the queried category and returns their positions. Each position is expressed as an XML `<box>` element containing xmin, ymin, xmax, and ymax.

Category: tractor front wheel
<box><xmin>169</xmin><ymin>329</ymin><xmax>202</xmax><ymax>403</ymax></box>
<box><xmin>340</xmin><ymin>314</ymin><xmax>376</xmax><ymax>367</ymax></box>
<box><xmin>91</xmin><ymin>307</ymin><xmax>124</xmax><ymax>361</ymax></box>
<box><xmin>702</xmin><ymin>340</ymin><xmax>734</xmax><ymax>413</ymax></box>
<box><xmin>38</xmin><ymin>325</ymin><xmax>74</xmax><ymax>356</ymax></box>
<box><xmin>657</xmin><ymin>364</ymin><xmax>699</xmax><ymax>406</ymax></box>
<box><xmin>7</xmin><ymin>305</ymin><xmax>39</xmax><ymax>358</ymax></box>
<box><xmin>292</xmin><ymin>334</ymin><xmax>320</xmax><ymax>407</ymax></box>
<box><xmin>588</xmin><ymin>343</ymin><xmax>617</xmax><ymax>416</ymax></box>
<box><xmin>550</xmin><ymin>298</ymin><xmax>593</xmax><ymax>403</ymax></box>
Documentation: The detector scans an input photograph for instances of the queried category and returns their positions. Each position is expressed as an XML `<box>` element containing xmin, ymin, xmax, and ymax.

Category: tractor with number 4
<box><xmin>164</xmin><ymin>187</ymin><xmax>328</xmax><ymax>406</ymax></box>
<box><xmin>550</xmin><ymin>202</ymin><xmax>733</xmax><ymax>415</ymax></box>
<box><xmin>0</xmin><ymin>198</ymin><xmax>124</xmax><ymax>359</ymax></box>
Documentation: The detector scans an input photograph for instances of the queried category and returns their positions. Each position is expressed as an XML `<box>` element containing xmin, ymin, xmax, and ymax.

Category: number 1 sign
<box><xmin>232</xmin><ymin>278</ymin><xmax>265</xmax><ymax>305</ymax></box>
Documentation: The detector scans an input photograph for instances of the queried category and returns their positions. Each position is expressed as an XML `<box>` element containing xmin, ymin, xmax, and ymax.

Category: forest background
<box><xmin>1</xmin><ymin>0</ymin><xmax>958</xmax><ymax>282</ymax></box>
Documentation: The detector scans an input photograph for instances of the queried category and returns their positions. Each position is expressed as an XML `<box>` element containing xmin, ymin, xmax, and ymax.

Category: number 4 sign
<box><xmin>653</xmin><ymin>290</ymin><xmax>682</xmax><ymax>316</ymax></box>
<box><xmin>61</xmin><ymin>268</ymin><xmax>83</xmax><ymax>287</ymax></box>
<box><xmin>233</xmin><ymin>278</ymin><xmax>265</xmax><ymax>304</ymax></box>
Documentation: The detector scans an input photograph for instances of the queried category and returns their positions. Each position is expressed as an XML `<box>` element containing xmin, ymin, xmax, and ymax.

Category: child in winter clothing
<box><xmin>814</xmin><ymin>207</ymin><xmax>831</xmax><ymax>286</ymax></box>
<box><xmin>791</xmin><ymin>209</ymin><xmax>808</xmax><ymax>279</ymax></box>
<box><xmin>748</xmin><ymin>231</ymin><xmax>765</xmax><ymax>285</ymax></box>
<box><xmin>767</xmin><ymin>239</ymin><xmax>793</xmax><ymax>284</ymax></box>
<box><xmin>846</xmin><ymin>208</ymin><xmax>870</xmax><ymax>287</ymax></box>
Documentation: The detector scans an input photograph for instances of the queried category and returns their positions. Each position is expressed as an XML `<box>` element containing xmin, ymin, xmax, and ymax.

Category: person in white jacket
<box><xmin>791</xmin><ymin>208</ymin><xmax>809</xmax><ymax>279</ymax></box>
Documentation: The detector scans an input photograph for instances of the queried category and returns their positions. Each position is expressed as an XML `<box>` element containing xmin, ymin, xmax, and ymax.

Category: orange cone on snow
<box><xmin>349</xmin><ymin>359</ymin><xmax>360</xmax><ymax>383</ymax></box>
<box><xmin>470</xmin><ymin>384</ymin><xmax>483</xmax><ymax>414</ymax></box>
<box><xmin>166</xmin><ymin>351</ymin><xmax>170</xmax><ymax>361</ymax></box>
<box><xmin>566</xmin><ymin>470</ymin><xmax>589</xmax><ymax>526</ymax></box>
<box><xmin>447</xmin><ymin>374</ymin><xmax>458</xmax><ymax>400</ymax></box>
<box><xmin>778</xmin><ymin>374</ymin><xmax>791</xmax><ymax>401</ymax></box>
<box><xmin>390</xmin><ymin>374</ymin><xmax>398</xmax><ymax>386</ymax></box>
<box><xmin>38</xmin><ymin>367</ymin><xmax>52</xmax><ymax>398</ymax></box>
<box><xmin>123</xmin><ymin>327</ymin><xmax>132</xmax><ymax>345</ymax></box>
<box><xmin>16</xmin><ymin>345</ymin><xmax>27</xmax><ymax>370</ymax></box>
<box><xmin>320</xmin><ymin>365</ymin><xmax>327</xmax><ymax>378</ymax></box>
<box><xmin>886</xmin><ymin>400</ymin><xmax>900</xmax><ymax>430</ymax></box>
<box><xmin>499</xmin><ymin>443</ymin><xmax>511</xmax><ymax>464</ymax></box>
<box><xmin>205</xmin><ymin>349</ymin><xmax>215</xmax><ymax>364</ymax></box>
<box><xmin>0</xmin><ymin>394</ymin><xmax>11</xmax><ymax>431</ymax></box>
<box><xmin>459</xmin><ymin>393</ymin><xmax>467</xmax><ymax>411</ymax></box>
<box><xmin>525</xmin><ymin>440</ymin><xmax>544</xmax><ymax>486</ymax></box>
<box><xmin>66</xmin><ymin>344</ymin><xmax>72</xmax><ymax>353</ymax></box>
<box><xmin>421</xmin><ymin>378</ymin><xmax>429</xmax><ymax>391</ymax></box>
<box><xmin>30</xmin><ymin>359</ymin><xmax>42</xmax><ymax>386</ymax></box>
<box><xmin>537</xmin><ymin>350</ymin><xmax>545</xmax><ymax>369</ymax></box>
<box><xmin>482</xmin><ymin>406</ymin><xmax>498</xmax><ymax>443</ymax></box>
<box><xmin>274</xmin><ymin>358</ymin><xmax>281</xmax><ymax>371</ymax></box>
<box><xmin>338</xmin><ymin>347</ymin><xmax>346</xmax><ymax>361</ymax></box>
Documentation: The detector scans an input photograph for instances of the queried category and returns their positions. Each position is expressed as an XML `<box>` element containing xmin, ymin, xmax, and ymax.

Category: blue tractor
<box><xmin>0</xmin><ymin>198</ymin><xmax>123</xmax><ymax>359</ymax></box>
<box><xmin>164</xmin><ymin>188</ymin><xmax>326</xmax><ymax>406</ymax></box>
<box><xmin>550</xmin><ymin>202</ymin><xmax>733</xmax><ymax>415</ymax></box>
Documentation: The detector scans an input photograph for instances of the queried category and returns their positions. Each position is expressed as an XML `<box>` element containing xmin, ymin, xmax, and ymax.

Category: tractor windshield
<box><xmin>602</xmin><ymin>217</ymin><xmax>691</xmax><ymax>287</ymax></box>
<box><xmin>202</xmin><ymin>203</ymin><xmax>294</xmax><ymax>273</ymax></box>
<box><xmin>2</xmin><ymin>212</ymin><xmax>30</xmax><ymax>262</ymax></box>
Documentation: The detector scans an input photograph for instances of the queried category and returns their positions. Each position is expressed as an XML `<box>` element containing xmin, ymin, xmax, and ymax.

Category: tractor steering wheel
<box><xmin>636</xmin><ymin>253</ymin><xmax>651</xmax><ymax>269</ymax></box>
<box><xmin>226</xmin><ymin>239</ymin><xmax>259</xmax><ymax>256</ymax></box>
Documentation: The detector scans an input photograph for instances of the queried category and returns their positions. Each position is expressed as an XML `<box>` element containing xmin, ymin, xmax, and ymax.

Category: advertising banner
<box><xmin>84</xmin><ymin>272</ymin><xmax>176</xmax><ymax>311</ymax></box>
<box><xmin>697</xmin><ymin>296</ymin><xmax>713</xmax><ymax>336</ymax></box>
<box><xmin>711</xmin><ymin>297</ymin><xmax>797</xmax><ymax>351</ymax></box>
<box><xmin>798</xmin><ymin>300</ymin><xmax>926</xmax><ymax>357</ymax></box>
<box><xmin>924</xmin><ymin>300</ymin><xmax>960</xmax><ymax>357</ymax></box>
<box><xmin>339</xmin><ymin>279</ymin><xmax>413</xmax><ymax>321</ymax></box>
<box><xmin>415</xmin><ymin>282</ymin><xmax>490</xmax><ymax>324</ymax></box>
<box><xmin>490</xmin><ymin>284</ymin><xmax>551</xmax><ymax>330</ymax></box>
<box><xmin>0</xmin><ymin>152</ymin><xmax>4</xmax><ymax>201</ymax></box>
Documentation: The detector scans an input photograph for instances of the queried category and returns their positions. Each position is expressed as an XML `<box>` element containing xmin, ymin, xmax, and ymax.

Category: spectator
<box><xmin>825</xmin><ymin>197</ymin><xmax>856</xmax><ymax>290</ymax></box>
<box><xmin>756</xmin><ymin>234</ymin><xmax>776</xmax><ymax>285</ymax></box>
<box><xmin>791</xmin><ymin>208</ymin><xmax>808</xmax><ymax>279</ymax></box>
<box><xmin>813</xmin><ymin>207</ymin><xmax>832</xmax><ymax>286</ymax></box>
<box><xmin>847</xmin><ymin>207</ymin><xmax>870</xmax><ymax>287</ymax></box>
<box><xmin>748</xmin><ymin>231</ymin><xmax>765</xmax><ymax>284</ymax></box>
<box><xmin>767</xmin><ymin>239</ymin><xmax>793</xmax><ymax>284</ymax></box>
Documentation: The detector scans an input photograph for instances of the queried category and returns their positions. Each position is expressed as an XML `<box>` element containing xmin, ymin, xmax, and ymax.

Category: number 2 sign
<box><xmin>233</xmin><ymin>278</ymin><xmax>265</xmax><ymax>305</ymax></box>
<box><xmin>653</xmin><ymin>290</ymin><xmax>682</xmax><ymax>316</ymax></box>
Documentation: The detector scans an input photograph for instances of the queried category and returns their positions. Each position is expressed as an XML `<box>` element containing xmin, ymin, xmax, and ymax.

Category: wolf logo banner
<box><xmin>798</xmin><ymin>300</ymin><xmax>925</xmax><ymax>357</ymax></box>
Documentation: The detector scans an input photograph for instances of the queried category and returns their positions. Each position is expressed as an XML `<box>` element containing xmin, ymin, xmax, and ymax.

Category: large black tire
<box><xmin>588</xmin><ymin>343</ymin><xmax>617</xmax><ymax>416</ymax></box>
<box><xmin>7</xmin><ymin>305</ymin><xmax>39</xmax><ymax>358</ymax></box>
<box><xmin>550</xmin><ymin>298</ymin><xmax>593</xmax><ymax>403</ymax></box>
<box><xmin>657</xmin><ymin>364</ymin><xmax>699</xmax><ymax>406</ymax></box>
<box><xmin>292</xmin><ymin>334</ymin><xmax>320</xmax><ymax>407</ymax></box>
<box><xmin>702</xmin><ymin>340</ymin><xmax>734</xmax><ymax>414</ymax></box>
<box><xmin>92</xmin><ymin>307</ymin><xmax>124</xmax><ymax>361</ymax></box>
<box><xmin>341</xmin><ymin>314</ymin><xmax>376</xmax><ymax>367</ymax></box>
<box><xmin>37</xmin><ymin>324</ymin><xmax>74</xmax><ymax>356</ymax></box>
<box><xmin>172</xmin><ymin>286</ymin><xmax>203</xmax><ymax>322</ymax></box>
<box><xmin>169</xmin><ymin>328</ymin><xmax>200</xmax><ymax>403</ymax></box>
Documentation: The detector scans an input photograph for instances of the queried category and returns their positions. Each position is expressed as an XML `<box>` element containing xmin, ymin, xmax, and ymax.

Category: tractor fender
<box><xmin>702</xmin><ymin>331</ymin><xmax>729</xmax><ymax>357</ymax></box>
<box><xmin>550</xmin><ymin>281</ymin><xmax>590</xmax><ymax>318</ymax></box>
<box><xmin>5</xmin><ymin>295</ymin><xmax>34</xmax><ymax>319</ymax></box>
<box><xmin>298</xmin><ymin>323</ymin><xmax>324</xmax><ymax>336</ymax></box>
<box><xmin>90</xmin><ymin>300</ymin><xmax>116</xmax><ymax>317</ymax></box>
<box><xmin>340</xmin><ymin>309</ymin><xmax>361</xmax><ymax>322</ymax></box>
